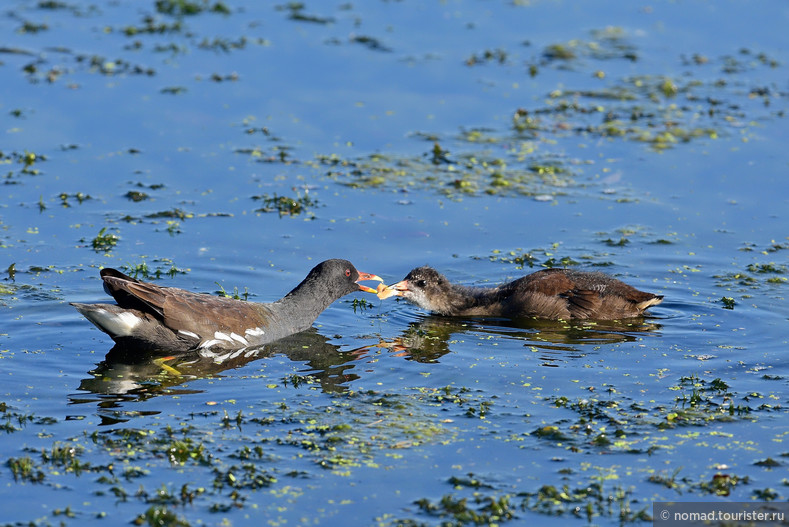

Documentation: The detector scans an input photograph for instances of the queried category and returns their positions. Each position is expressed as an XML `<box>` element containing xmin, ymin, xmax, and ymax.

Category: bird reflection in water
<box><xmin>70</xmin><ymin>328</ymin><xmax>371</xmax><ymax>423</ymax></box>
<box><xmin>373</xmin><ymin>314</ymin><xmax>662</xmax><ymax>367</ymax></box>
<box><xmin>71</xmin><ymin>315</ymin><xmax>661</xmax><ymax>424</ymax></box>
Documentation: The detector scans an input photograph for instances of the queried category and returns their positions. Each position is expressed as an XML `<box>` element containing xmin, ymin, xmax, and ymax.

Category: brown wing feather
<box><xmin>100</xmin><ymin>268</ymin><xmax>167</xmax><ymax>316</ymax></box>
<box><xmin>626</xmin><ymin>289</ymin><xmax>662</xmax><ymax>305</ymax></box>
<box><xmin>495</xmin><ymin>270</ymin><xmax>581</xmax><ymax>318</ymax></box>
<box><xmin>100</xmin><ymin>268</ymin><xmax>272</xmax><ymax>339</ymax></box>
<box><xmin>513</xmin><ymin>268</ymin><xmax>577</xmax><ymax>296</ymax></box>
<box><xmin>563</xmin><ymin>289</ymin><xmax>603</xmax><ymax>318</ymax></box>
<box><xmin>161</xmin><ymin>293</ymin><xmax>272</xmax><ymax>338</ymax></box>
<box><xmin>520</xmin><ymin>269</ymin><xmax>662</xmax><ymax>318</ymax></box>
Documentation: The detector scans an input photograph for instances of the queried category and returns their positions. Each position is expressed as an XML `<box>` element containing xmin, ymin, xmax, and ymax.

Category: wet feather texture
<box><xmin>72</xmin><ymin>259</ymin><xmax>382</xmax><ymax>352</ymax></box>
<box><xmin>379</xmin><ymin>266</ymin><xmax>663</xmax><ymax>320</ymax></box>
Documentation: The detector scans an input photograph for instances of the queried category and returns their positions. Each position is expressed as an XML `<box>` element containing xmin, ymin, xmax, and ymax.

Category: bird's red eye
<box><xmin>345</xmin><ymin>269</ymin><xmax>351</xmax><ymax>277</ymax></box>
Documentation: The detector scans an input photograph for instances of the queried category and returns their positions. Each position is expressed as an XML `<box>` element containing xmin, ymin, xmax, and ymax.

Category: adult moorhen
<box><xmin>377</xmin><ymin>266</ymin><xmax>662</xmax><ymax>320</ymax></box>
<box><xmin>72</xmin><ymin>259</ymin><xmax>383</xmax><ymax>352</ymax></box>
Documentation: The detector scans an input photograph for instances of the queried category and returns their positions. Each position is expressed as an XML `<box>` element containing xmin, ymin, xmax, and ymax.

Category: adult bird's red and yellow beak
<box><xmin>375</xmin><ymin>280</ymin><xmax>408</xmax><ymax>300</ymax></box>
<box><xmin>355</xmin><ymin>271</ymin><xmax>385</xmax><ymax>294</ymax></box>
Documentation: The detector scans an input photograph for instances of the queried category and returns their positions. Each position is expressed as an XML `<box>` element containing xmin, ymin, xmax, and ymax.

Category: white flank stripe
<box><xmin>214</xmin><ymin>331</ymin><xmax>233</xmax><ymax>342</ymax></box>
<box><xmin>245</xmin><ymin>327</ymin><xmax>265</xmax><ymax>337</ymax></box>
<box><xmin>229</xmin><ymin>332</ymin><xmax>249</xmax><ymax>345</ymax></box>
<box><xmin>178</xmin><ymin>330</ymin><xmax>200</xmax><ymax>339</ymax></box>
<box><xmin>199</xmin><ymin>339</ymin><xmax>222</xmax><ymax>349</ymax></box>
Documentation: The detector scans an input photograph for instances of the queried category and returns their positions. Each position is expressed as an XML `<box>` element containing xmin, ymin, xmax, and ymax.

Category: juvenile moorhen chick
<box><xmin>378</xmin><ymin>266</ymin><xmax>662</xmax><ymax>320</ymax></box>
<box><xmin>72</xmin><ymin>259</ymin><xmax>383</xmax><ymax>352</ymax></box>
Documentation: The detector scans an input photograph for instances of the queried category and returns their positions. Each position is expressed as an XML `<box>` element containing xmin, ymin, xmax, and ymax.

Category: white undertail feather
<box><xmin>636</xmin><ymin>297</ymin><xmax>664</xmax><ymax>310</ymax></box>
<box><xmin>77</xmin><ymin>308</ymin><xmax>141</xmax><ymax>337</ymax></box>
<box><xmin>74</xmin><ymin>299</ymin><xmax>271</xmax><ymax>350</ymax></box>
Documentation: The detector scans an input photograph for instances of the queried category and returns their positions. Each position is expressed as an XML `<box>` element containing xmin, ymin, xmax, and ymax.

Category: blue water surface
<box><xmin>1</xmin><ymin>1</ymin><xmax>788</xmax><ymax>525</ymax></box>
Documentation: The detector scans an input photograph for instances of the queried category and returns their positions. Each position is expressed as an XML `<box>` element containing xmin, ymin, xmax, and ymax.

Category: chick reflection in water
<box><xmin>74</xmin><ymin>328</ymin><xmax>372</xmax><ymax>407</ymax></box>
<box><xmin>375</xmin><ymin>314</ymin><xmax>662</xmax><ymax>366</ymax></box>
<box><xmin>372</xmin><ymin>265</ymin><xmax>663</xmax><ymax>364</ymax></box>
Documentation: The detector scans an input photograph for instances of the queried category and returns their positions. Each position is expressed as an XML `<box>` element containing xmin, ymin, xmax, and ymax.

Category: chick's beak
<box><xmin>376</xmin><ymin>279</ymin><xmax>409</xmax><ymax>300</ymax></box>
<box><xmin>355</xmin><ymin>271</ymin><xmax>385</xmax><ymax>294</ymax></box>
